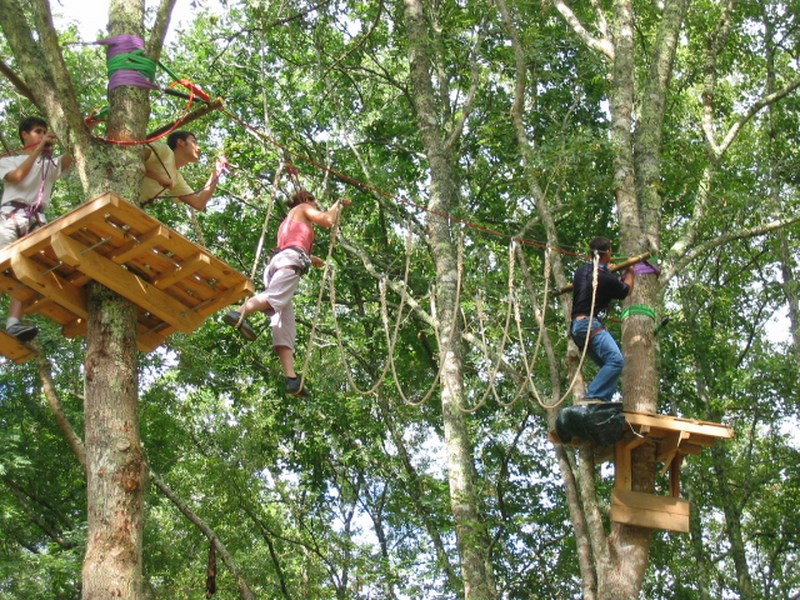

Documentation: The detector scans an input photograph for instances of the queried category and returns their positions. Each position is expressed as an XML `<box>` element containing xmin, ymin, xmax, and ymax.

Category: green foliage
<box><xmin>1</xmin><ymin>0</ymin><xmax>800</xmax><ymax>597</ymax></box>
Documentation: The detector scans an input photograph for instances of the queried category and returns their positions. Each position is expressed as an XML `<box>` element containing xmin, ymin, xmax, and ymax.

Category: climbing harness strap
<box><xmin>270</xmin><ymin>246</ymin><xmax>312</xmax><ymax>276</ymax></box>
<box><xmin>1</xmin><ymin>201</ymin><xmax>45</xmax><ymax>238</ymax></box>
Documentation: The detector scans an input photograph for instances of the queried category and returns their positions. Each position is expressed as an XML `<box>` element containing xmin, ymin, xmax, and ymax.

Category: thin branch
<box><xmin>0</xmin><ymin>58</ymin><xmax>35</xmax><ymax>102</ymax></box>
<box><xmin>551</xmin><ymin>0</ymin><xmax>615</xmax><ymax>60</ymax></box>
<box><xmin>147</xmin><ymin>0</ymin><xmax>178</xmax><ymax>60</ymax></box>
<box><xmin>700</xmin><ymin>0</ymin><xmax>735</xmax><ymax>154</ymax></box>
<box><xmin>36</xmin><ymin>353</ymin><xmax>86</xmax><ymax>468</ymax></box>
<box><xmin>714</xmin><ymin>76</ymin><xmax>800</xmax><ymax>158</ymax></box>
<box><xmin>666</xmin><ymin>212</ymin><xmax>800</xmax><ymax>282</ymax></box>
<box><xmin>150</xmin><ymin>473</ymin><xmax>257</xmax><ymax>600</ymax></box>
<box><xmin>445</xmin><ymin>21</ymin><xmax>486</xmax><ymax>150</ymax></box>
<box><xmin>35</xmin><ymin>352</ymin><xmax>256</xmax><ymax>599</ymax></box>
<box><xmin>337</xmin><ymin>236</ymin><xmax>436</xmax><ymax>329</ymax></box>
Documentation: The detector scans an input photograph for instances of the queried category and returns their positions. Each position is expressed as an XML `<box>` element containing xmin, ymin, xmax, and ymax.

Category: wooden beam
<box><xmin>191</xmin><ymin>279</ymin><xmax>254</xmax><ymax>317</ymax></box>
<box><xmin>614</xmin><ymin>441</ymin><xmax>632</xmax><ymax>491</ymax></box>
<box><xmin>0</xmin><ymin>194</ymin><xmax>117</xmax><ymax>261</ymax></box>
<box><xmin>10</xmin><ymin>254</ymin><xmax>88</xmax><ymax>319</ymax></box>
<box><xmin>0</xmin><ymin>330</ymin><xmax>37</xmax><ymax>364</ymax></box>
<box><xmin>670</xmin><ymin>454</ymin><xmax>685</xmax><ymax>498</ymax></box>
<box><xmin>625</xmin><ymin>429</ymin><xmax>649</xmax><ymax>450</ymax></box>
<box><xmin>657</xmin><ymin>430</ymin><xmax>690</xmax><ymax>464</ymax></box>
<box><xmin>49</xmin><ymin>232</ymin><xmax>201</xmax><ymax>334</ymax></box>
<box><xmin>0</xmin><ymin>265</ymin><xmax>37</xmax><ymax>302</ymax></box>
<box><xmin>623</xmin><ymin>410</ymin><xmax>734</xmax><ymax>440</ymax></box>
<box><xmin>153</xmin><ymin>253</ymin><xmax>210</xmax><ymax>289</ymax></box>
<box><xmin>109</xmin><ymin>224</ymin><xmax>170</xmax><ymax>264</ymax></box>
<box><xmin>611</xmin><ymin>489</ymin><xmax>690</xmax><ymax>533</ymax></box>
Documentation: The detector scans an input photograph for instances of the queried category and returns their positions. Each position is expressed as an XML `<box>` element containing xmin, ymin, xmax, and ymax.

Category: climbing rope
<box><xmin>294</xmin><ymin>194</ymin><xmax>347</xmax><ymax>392</ymax></box>
<box><xmin>248</xmin><ymin>162</ymin><xmax>284</xmax><ymax>280</ymax></box>
<box><xmin>381</xmin><ymin>230</ymin><xmax>464</xmax><ymax>408</ymax></box>
<box><xmin>512</xmin><ymin>243</ymin><xmax>561</xmax><ymax>409</ymax></box>
<box><xmin>457</xmin><ymin>241</ymin><xmax>521</xmax><ymax>413</ymax></box>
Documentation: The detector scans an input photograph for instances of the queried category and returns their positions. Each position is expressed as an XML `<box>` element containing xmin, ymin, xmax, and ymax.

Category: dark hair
<box><xmin>166</xmin><ymin>130</ymin><xmax>196</xmax><ymax>150</ymax></box>
<box><xmin>589</xmin><ymin>236</ymin><xmax>612</xmax><ymax>256</ymax></box>
<box><xmin>288</xmin><ymin>189</ymin><xmax>315</xmax><ymax>208</ymax></box>
<box><xmin>18</xmin><ymin>116</ymin><xmax>48</xmax><ymax>142</ymax></box>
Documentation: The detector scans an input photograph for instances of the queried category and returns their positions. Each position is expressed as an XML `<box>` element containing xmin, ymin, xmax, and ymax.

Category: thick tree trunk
<box><xmin>82</xmin><ymin>286</ymin><xmax>147</xmax><ymax>599</ymax></box>
<box><xmin>78</xmin><ymin>2</ymin><xmax>154</xmax><ymax>597</ymax></box>
<box><xmin>402</xmin><ymin>1</ymin><xmax>496</xmax><ymax>597</ymax></box>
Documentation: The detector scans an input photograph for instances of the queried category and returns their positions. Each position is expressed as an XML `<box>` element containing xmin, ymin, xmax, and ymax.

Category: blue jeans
<box><xmin>571</xmin><ymin>318</ymin><xmax>624</xmax><ymax>402</ymax></box>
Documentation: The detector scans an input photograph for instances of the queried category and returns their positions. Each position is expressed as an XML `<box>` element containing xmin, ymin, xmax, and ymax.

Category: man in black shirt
<box><xmin>570</xmin><ymin>236</ymin><xmax>634</xmax><ymax>403</ymax></box>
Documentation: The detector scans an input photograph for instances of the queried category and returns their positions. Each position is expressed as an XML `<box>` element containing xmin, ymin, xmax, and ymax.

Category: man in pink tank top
<box><xmin>223</xmin><ymin>189</ymin><xmax>350</xmax><ymax>396</ymax></box>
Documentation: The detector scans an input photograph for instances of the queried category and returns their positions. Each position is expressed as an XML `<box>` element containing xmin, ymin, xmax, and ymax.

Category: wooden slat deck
<box><xmin>0</xmin><ymin>193</ymin><xmax>253</xmax><ymax>362</ymax></box>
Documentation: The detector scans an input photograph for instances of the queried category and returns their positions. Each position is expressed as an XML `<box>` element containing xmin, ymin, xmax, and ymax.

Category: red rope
<box><xmin>86</xmin><ymin>80</ymin><xmax>202</xmax><ymax>147</ymax></box>
<box><xmin>220</xmin><ymin>107</ymin><xmax>595</xmax><ymax>261</ymax></box>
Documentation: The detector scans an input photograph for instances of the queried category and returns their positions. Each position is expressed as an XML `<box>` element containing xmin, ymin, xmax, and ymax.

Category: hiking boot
<box><xmin>223</xmin><ymin>311</ymin><xmax>257</xmax><ymax>341</ymax></box>
<box><xmin>7</xmin><ymin>322</ymin><xmax>38</xmax><ymax>343</ymax></box>
<box><xmin>286</xmin><ymin>376</ymin><xmax>310</xmax><ymax>397</ymax></box>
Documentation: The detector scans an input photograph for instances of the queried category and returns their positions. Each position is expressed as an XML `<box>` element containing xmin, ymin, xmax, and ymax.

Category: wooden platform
<box><xmin>611</xmin><ymin>410</ymin><xmax>733</xmax><ymax>533</ymax></box>
<box><xmin>0</xmin><ymin>193</ymin><xmax>253</xmax><ymax>361</ymax></box>
<box><xmin>0</xmin><ymin>330</ymin><xmax>37</xmax><ymax>364</ymax></box>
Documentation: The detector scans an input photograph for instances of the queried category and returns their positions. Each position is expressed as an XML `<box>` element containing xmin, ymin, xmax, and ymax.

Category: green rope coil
<box><xmin>107</xmin><ymin>50</ymin><xmax>158</xmax><ymax>82</ymax></box>
<box><xmin>621</xmin><ymin>304</ymin><xmax>657</xmax><ymax>321</ymax></box>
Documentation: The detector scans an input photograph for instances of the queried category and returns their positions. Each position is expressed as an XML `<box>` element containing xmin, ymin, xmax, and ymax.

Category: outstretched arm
<box><xmin>178</xmin><ymin>155</ymin><xmax>228</xmax><ymax>211</ymax></box>
<box><xmin>301</xmin><ymin>197</ymin><xmax>351</xmax><ymax>229</ymax></box>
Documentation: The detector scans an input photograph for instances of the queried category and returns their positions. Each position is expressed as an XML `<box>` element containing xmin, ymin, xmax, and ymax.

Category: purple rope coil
<box><xmin>97</xmin><ymin>35</ymin><xmax>158</xmax><ymax>92</ymax></box>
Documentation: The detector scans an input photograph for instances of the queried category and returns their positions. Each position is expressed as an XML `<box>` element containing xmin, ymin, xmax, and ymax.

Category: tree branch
<box><xmin>551</xmin><ymin>0</ymin><xmax>615</xmax><ymax>60</ymax></box>
<box><xmin>35</xmin><ymin>352</ymin><xmax>256</xmax><ymax>599</ymax></box>
<box><xmin>150</xmin><ymin>472</ymin><xmax>257</xmax><ymax>600</ymax></box>
<box><xmin>0</xmin><ymin>58</ymin><xmax>35</xmax><ymax>102</ymax></box>
<box><xmin>666</xmin><ymin>212</ymin><xmax>800</xmax><ymax>282</ymax></box>
<box><xmin>36</xmin><ymin>353</ymin><xmax>87</xmax><ymax>468</ymax></box>
<box><xmin>714</xmin><ymin>76</ymin><xmax>800</xmax><ymax>158</ymax></box>
<box><xmin>445</xmin><ymin>21</ymin><xmax>485</xmax><ymax>150</ymax></box>
<box><xmin>146</xmin><ymin>0</ymin><xmax>178</xmax><ymax>60</ymax></box>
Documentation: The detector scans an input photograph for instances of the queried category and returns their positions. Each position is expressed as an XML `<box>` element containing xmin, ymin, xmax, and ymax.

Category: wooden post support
<box><xmin>610</xmin><ymin>410</ymin><xmax>733</xmax><ymax>533</ymax></box>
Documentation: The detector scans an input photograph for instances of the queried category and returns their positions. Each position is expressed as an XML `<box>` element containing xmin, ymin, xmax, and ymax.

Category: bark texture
<box><xmin>402</xmin><ymin>0</ymin><xmax>497</xmax><ymax>597</ymax></box>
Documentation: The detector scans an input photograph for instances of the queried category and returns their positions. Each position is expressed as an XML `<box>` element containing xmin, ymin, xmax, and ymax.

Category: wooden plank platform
<box><xmin>0</xmin><ymin>330</ymin><xmax>37</xmax><ymax>364</ymax></box>
<box><xmin>611</xmin><ymin>410</ymin><xmax>733</xmax><ymax>533</ymax></box>
<box><xmin>0</xmin><ymin>193</ymin><xmax>254</xmax><ymax>362</ymax></box>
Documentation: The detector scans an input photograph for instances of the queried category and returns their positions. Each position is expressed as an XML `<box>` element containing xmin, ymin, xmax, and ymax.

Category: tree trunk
<box><xmin>402</xmin><ymin>0</ymin><xmax>496</xmax><ymax>597</ymax></box>
<box><xmin>0</xmin><ymin>0</ymin><xmax>152</xmax><ymax>597</ymax></box>
<box><xmin>79</xmin><ymin>2</ymin><xmax>155</xmax><ymax>596</ymax></box>
<box><xmin>82</xmin><ymin>286</ymin><xmax>147</xmax><ymax>599</ymax></box>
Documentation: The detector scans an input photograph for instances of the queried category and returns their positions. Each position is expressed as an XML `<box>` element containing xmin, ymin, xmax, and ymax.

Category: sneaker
<box><xmin>7</xmin><ymin>323</ymin><xmax>38</xmax><ymax>343</ymax></box>
<box><xmin>285</xmin><ymin>376</ymin><xmax>310</xmax><ymax>397</ymax></box>
<box><xmin>222</xmin><ymin>311</ymin><xmax>257</xmax><ymax>341</ymax></box>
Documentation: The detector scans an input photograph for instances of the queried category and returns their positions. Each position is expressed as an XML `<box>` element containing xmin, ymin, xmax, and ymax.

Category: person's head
<box><xmin>167</xmin><ymin>130</ymin><xmax>200</xmax><ymax>164</ymax></box>
<box><xmin>18</xmin><ymin>116</ymin><xmax>48</xmax><ymax>143</ymax></box>
<box><xmin>288</xmin><ymin>189</ymin><xmax>317</xmax><ymax>208</ymax></box>
<box><xmin>589</xmin><ymin>236</ymin><xmax>613</xmax><ymax>261</ymax></box>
